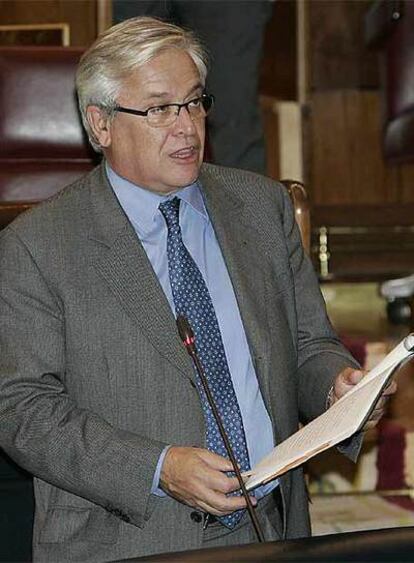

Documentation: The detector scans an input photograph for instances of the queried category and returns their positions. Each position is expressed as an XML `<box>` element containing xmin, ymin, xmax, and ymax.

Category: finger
<box><xmin>363</xmin><ymin>420</ymin><xmax>378</xmax><ymax>431</ymax></box>
<box><xmin>372</xmin><ymin>383</ymin><xmax>396</xmax><ymax>412</ymax></box>
<box><xmin>370</xmin><ymin>398</ymin><xmax>387</xmax><ymax>415</ymax></box>
<box><xmin>205</xmin><ymin>470</ymin><xmax>243</xmax><ymax>495</ymax></box>
<box><xmin>334</xmin><ymin>368</ymin><xmax>365</xmax><ymax>397</ymax></box>
<box><xmin>180</xmin><ymin>455</ymin><xmax>243</xmax><ymax>496</ymax></box>
<box><xmin>373</xmin><ymin>396</ymin><xmax>388</xmax><ymax>410</ymax></box>
<box><xmin>160</xmin><ymin>446</ymin><xmax>255</xmax><ymax>515</ymax></box>
<box><xmin>382</xmin><ymin>380</ymin><xmax>397</xmax><ymax>396</ymax></box>
<box><xmin>366</xmin><ymin>401</ymin><xmax>389</xmax><ymax>425</ymax></box>
<box><xmin>199</xmin><ymin>449</ymin><xmax>235</xmax><ymax>472</ymax></box>
<box><xmin>221</xmin><ymin>475</ymin><xmax>243</xmax><ymax>494</ymax></box>
<box><xmin>342</xmin><ymin>368</ymin><xmax>365</xmax><ymax>386</ymax></box>
<box><xmin>198</xmin><ymin>491</ymin><xmax>257</xmax><ymax>516</ymax></box>
<box><xmin>192</xmin><ymin>476</ymin><xmax>256</xmax><ymax>515</ymax></box>
<box><xmin>369</xmin><ymin>407</ymin><xmax>385</xmax><ymax>422</ymax></box>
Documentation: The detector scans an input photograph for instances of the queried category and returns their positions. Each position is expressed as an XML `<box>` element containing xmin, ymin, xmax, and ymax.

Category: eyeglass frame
<box><xmin>114</xmin><ymin>93</ymin><xmax>214</xmax><ymax>127</ymax></box>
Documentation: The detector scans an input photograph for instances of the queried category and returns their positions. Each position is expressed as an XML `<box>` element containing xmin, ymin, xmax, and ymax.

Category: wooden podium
<box><xmin>116</xmin><ymin>526</ymin><xmax>414</xmax><ymax>562</ymax></box>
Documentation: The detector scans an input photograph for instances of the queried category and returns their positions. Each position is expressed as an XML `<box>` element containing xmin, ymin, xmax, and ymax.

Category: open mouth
<box><xmin>170</xmin><ymin>146</ymin><xmax>198</xmax><ymax>160</ymax></box>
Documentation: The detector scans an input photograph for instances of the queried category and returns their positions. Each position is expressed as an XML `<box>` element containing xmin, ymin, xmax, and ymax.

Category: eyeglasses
<box><xmin>114</xmin><ymin>93</ymin><xmax>214</xmax><ymax>128</ymax></box>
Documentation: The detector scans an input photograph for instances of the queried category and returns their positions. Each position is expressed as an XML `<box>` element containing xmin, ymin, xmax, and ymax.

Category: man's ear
<box><xmin>86</xmin><ymin>106</ymin><xmax>112</xmax><ymax>148</ymax></box>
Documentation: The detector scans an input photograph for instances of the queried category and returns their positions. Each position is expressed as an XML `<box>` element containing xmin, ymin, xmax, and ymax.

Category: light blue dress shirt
<box><xmin>106</xmin><ymin>163</ymin><xmax>277</xmax><ymax>499</ymax></box>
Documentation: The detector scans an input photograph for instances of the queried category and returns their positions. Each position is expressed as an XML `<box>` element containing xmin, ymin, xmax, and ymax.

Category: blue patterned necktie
<box><xmin>159</xmin><ymin>197</ymin><xmax>251</xmax><ymax>528</ymax></box>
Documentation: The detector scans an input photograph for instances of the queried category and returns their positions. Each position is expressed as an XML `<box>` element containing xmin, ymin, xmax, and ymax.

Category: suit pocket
<box><xmin>38</xmin><ymin>506</ymin><xmax>120</xmax><ymax>544</ymax></box>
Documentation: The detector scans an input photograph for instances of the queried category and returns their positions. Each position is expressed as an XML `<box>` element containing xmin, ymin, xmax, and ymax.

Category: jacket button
<box><xmin>190</xmin><ymin>511</ymin><xmax>202</xmax><ymax>523</ymax></box>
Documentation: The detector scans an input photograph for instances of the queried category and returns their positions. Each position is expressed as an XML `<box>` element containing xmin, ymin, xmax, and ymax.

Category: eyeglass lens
<box><xmin>147</xmin><ymin>95</ymin><xmax>213</xmax><ymax>127</ymax></box>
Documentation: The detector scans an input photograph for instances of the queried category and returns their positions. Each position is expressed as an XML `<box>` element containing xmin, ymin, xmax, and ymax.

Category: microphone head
<box><xmin>176</xmin><ymin>315</ymin><xmax>196</xmax><ymax>351</ymax></box>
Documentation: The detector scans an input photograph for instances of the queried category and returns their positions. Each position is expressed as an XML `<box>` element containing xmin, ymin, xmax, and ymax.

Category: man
<box><xmin>0</xmin><ymin>17</ymin><xmax>394</xmax><ymax>563</ymax></box>
<box><xmin>112</xmin><ymin>0</ymin><xmax>272</xmax><ymax>174</ymax></box>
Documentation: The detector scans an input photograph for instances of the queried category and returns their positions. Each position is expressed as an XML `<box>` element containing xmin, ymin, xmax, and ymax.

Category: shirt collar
<box><xmin>105</xmin><ymin>161</ymin><xmax>208</xmax><ymax>234</ymax></box>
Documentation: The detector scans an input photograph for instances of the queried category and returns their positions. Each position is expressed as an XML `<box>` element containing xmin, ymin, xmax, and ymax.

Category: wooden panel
<box><xmin>307</xmin><ymin>0</ymin><xmax>379</xmax><ymax>91</ymax></box>
<box><xmin>308</xmin><ymin>89</ymin><xmax>414</xmax><ymax>211</ymax></box>
<box><xmin>307</xmin><ymin>90</ymin><xmax>399</xmax><ymax>206</ymax></box>
<box><xmin>399</xmin><ymin>163</ymin><xmax>414</xmax><ymax>203</ymax></box>
<box><xmin>0</xmin><ymin>0</ymin><xmax>97</xmax><ymax>46</ymax></box>
<box><xmin>0</xmin><ymin>23</ymin><xmax>70</xmax><ymax>45</ymax></box>
<box><xmin>313</xmin><ymin>204</ymin><xmax>414</xmax><ymax>228</ymax></box>
<box><xmin>259</xmin><ymin>0</ymin><xmax>297</xmax><ymax>100</ymax></box>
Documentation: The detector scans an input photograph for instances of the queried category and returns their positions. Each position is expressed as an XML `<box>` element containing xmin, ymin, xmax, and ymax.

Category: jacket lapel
<box><xmin>199</xmin><ymin>167</ymin><xmax>271</xmax><ymax>376</ymax></box>
<box><xmin>86</xmin><ymin>165</ymin><xmax>194</xmax><ymax>381</ymax></box>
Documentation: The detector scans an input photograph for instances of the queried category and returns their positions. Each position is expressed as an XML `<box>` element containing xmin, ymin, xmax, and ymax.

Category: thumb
<box><xmin>339</xmin><ymin>367</ymin><xmax>364</xmax><ymax>386</ymax></box>
<box><xmin>334</xmin><ymin>368</ymin><xmax>365</xmax><ymax>400</ymax></box>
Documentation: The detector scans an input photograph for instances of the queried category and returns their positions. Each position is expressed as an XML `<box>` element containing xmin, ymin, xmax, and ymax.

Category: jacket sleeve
<box><xmin>277</xmin><ymin>186</ymin><xmax>362</xmax><ymax>458</ymax></box>
<box><xmin>0</xmin><ymin>227</ymin><xmax>166</xmax><ymax>527</ymax></box>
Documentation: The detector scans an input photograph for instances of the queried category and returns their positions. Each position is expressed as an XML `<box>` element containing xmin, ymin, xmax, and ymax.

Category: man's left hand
<box><xmin>329</xmin><ymin>367</ymin><xmax>397</xmax><ymax>430</ymax></box>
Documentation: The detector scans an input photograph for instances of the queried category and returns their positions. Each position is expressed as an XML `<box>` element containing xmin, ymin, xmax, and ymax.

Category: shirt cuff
<box><xmin>151</xmin><ymin>445</ymin><xmax>171</xmax><ymax>497</ymax></box>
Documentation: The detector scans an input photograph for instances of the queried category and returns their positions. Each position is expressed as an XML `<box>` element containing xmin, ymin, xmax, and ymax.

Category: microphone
<box><xmin>176</xmin><ymin>315</ymin><xmax>265</xmax><ymax>543</ymax></box>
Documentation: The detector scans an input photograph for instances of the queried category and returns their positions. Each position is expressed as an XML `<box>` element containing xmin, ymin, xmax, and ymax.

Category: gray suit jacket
<box><xmin>0</xmin><ymin>163</ymin><xmax>359</xmax><ymax>562</ymax></box>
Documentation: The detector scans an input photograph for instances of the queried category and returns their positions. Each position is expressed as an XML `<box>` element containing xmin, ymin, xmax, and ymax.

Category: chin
<box><xmin>172</xmin><ymin>167</ymin><xmax>200</xmax><ymax>188</ymax></box>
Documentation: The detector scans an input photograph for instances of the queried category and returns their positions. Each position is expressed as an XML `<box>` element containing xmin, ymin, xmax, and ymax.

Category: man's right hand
<box><xmin>159</xmin><ymin>446</ymin><xmax>257</xmax><ymax>516</ymax></box>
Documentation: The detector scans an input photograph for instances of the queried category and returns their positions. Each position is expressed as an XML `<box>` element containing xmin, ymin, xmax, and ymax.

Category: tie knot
<box><xmin>159</xmin><ymin>197</ymin><xmax>181</xmax><ymax>230</ymax></box>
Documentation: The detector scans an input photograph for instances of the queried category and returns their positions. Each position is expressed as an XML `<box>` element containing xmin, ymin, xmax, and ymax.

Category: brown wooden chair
<box><xmin>281</xmin><ymin>179</ymin><xmax>310</xmax><ymax>255</ymax></box>
<box><xmin>0</xmin><ymin>46</ymin><xmax>97</xmax><ymax>230</ymax></box>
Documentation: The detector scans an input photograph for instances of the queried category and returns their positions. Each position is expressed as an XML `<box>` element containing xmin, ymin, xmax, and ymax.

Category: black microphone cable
<box><xmin>176</xmin><ymin>315</ymin><xmax>265</xmax><ymax>543</ymax></box>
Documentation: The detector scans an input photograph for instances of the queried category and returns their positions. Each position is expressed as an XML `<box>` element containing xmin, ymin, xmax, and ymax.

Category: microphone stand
<box><xmin>176</xmin><ymin>315</ymin><xmax>265</xmax><ymax>543</ymax></box>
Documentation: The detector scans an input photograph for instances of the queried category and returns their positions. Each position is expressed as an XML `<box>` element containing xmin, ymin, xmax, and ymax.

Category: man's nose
<box><xmin>173</xmin><ymin>105</ymin><xmax>196</xmax><ymax>134</ymax></box>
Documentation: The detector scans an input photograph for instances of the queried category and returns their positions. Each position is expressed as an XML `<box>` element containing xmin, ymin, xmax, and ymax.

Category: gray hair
<box><xmin>75</xmin><ymin>16</ymin><xmax>209</xmax><ymax>152</ymax></box>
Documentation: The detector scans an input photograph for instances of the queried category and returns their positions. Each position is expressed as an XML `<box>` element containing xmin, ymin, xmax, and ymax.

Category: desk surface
<box><xmin>118</xmin><ymin>526</ymin><xmax>414</xmax><ymax>562</ymax></box>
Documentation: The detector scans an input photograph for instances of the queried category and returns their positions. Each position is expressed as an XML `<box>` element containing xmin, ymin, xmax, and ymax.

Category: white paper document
<box><xmin>243</xmin><ymin>334</ymin><xmax>414</xmax><ymax>491</ymax></box>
